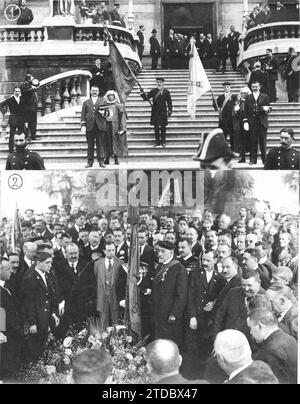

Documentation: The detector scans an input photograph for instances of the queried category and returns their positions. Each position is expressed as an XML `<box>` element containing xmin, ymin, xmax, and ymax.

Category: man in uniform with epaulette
<box><xmin>264</xmin><ymin>128</ymin><xmax>299</xmax><ymax>170</ymax></box>
<box><xmin>5</xmin><ymin>131</ymin><xmax>45</xmax><ymax>170</ymax></box>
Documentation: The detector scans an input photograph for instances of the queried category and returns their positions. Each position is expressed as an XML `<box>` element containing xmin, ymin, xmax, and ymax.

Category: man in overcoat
<box><xmin>152</xmin><ymin>241</ymin><xmax>188</xmax><ymax>348</ymax></box>
<box><xmin>140</xmin><ymin>78</ymin><xmax>172</xmax><ymax>147</ymax></box>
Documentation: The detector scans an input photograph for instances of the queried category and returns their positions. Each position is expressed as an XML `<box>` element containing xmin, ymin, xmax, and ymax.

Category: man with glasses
<box><xmin>5</xmin><ymin>131</ymin><xmax>45</xmax><ymax>170</ymax></box>
<box><xmin>264</xmin><ymin>128</ymin><xmax>299</xmax><ymax>170</ymax></box>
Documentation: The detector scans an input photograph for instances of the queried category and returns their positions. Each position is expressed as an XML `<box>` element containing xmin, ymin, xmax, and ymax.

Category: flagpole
<box><xmin>104</xmin><ymin>27</ymin><xmax>152</xmax><ymax>107</ymax></box>
<box><xmin>210</xmin><ymin>88</ymin><xmax>221</xmax><ymax>115</ymax></box>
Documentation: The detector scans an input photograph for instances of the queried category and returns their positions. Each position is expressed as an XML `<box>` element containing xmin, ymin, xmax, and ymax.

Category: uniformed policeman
<box><xmin>5</xmin><ymin>131</ymin><xmax>45</xmax><ymax>170</ymax></box>
<box><xmin>193</xmin><ymin>128</ymin><xmax>239</xmax><ymax>170</ymax></box>
<box><xmin>264</xmin><ymin>128</ymin><xmax>300</xmax><ymax>170</ymax></box>
<box><xmin>261</xmin><ymin>49</ymin><xmax>278</xmax><ymax>103</ymax></box>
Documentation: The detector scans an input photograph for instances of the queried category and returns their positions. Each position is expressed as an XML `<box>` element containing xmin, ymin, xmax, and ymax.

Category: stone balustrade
<box><xmin>0</xmin><ymin>25</ymin><xmax>45</xmax><ymax>42</ymax></box>
<box><xmin>0</xmin><ymin>23</ymin><xmax>136</xmax><ymax>50</ymax></box>
<box><xmin>36</xmin><ymin>71</ymin><xmax>91</xmax><ymax>117</ymax></box>
<box><xmin>244</xmin><ymin>22</ymin><xmax>299</xmax><ymax>51</ymax></box>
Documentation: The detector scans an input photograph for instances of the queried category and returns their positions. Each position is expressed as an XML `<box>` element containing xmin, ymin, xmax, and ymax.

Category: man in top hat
<box><xmin>264</xmin><ymin>128</ymin><xmax>300</xmax><ymax>170</ymax></box>
<box><xmin>193</xmin><ymin>128</ymin><xmax>238</xmax><ymax>170</ymax></box>
<box><xmin>140</xmin><ymin>78</ymin><xmax>172</xmax><ymax>147</ymax></box>
<box><xmin>213</xmin><ymin>82</ymin><xmax>237</xmax><ymax>149</ymax></box>
<box><xmin>282</xmin><ymin>47</ymin><xmax>300</xmax><ymax>103</ymax></box>
<box><xmin>150</xmin><ymin>29</ymin><xmax>161</xmax><ymax>70</ymax></box>
<box><xmin>152</xmin><ymin>240</ymin><xmax>188</xmax><ymax>348</ymax></box>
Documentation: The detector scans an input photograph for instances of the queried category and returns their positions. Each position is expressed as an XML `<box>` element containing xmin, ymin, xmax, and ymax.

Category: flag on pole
<box><xmin>108</xmin><ymin>37</ymin><xmax>138</xmax><ymax>104</ymax></box>
<box><xmin>11</xmin><ymin>204</ymin><xmax>23</xmax><ymax>254</ymax></box>
<box><xmin>187</xmin><ymin>38</ymin><xmax>211</xmax><ymax>119</ymax></box>
<box><xmin>125</xmin><ymin>193</ymin><xmax>142</xmax><ymax>338</ymax></box>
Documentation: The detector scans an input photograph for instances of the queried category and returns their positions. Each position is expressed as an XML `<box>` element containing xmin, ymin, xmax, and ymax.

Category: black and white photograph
<box><xmin>0</xmin><ymin>0</ymin><xmax>299</xmax><ymax>170</ymax></box>
<box><xmin>0</xmin><ymin>0</ymin><xmax>299</xmax><ymax>388</ymax></box>
<box><xmin>0</xmin><ymin>169</ymin><xmax>298</xmax><ymax>384</ymax></box>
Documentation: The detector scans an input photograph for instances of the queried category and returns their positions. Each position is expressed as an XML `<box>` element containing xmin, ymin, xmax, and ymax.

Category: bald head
<box><xmin>214</xmin><ymin>330</ymin><xmax>252</xmax><ymax>375</ymax></box>
<box><xmin>145</xmin><ymin>339</ymin><xmax>182</xmax><ymax>379</ymax></box>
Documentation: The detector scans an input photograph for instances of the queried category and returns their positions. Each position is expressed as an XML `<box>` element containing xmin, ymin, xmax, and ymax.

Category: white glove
<box><xmin>244</xmin><ymin>122</ymin><xmax>249</xmax><ymax>132</ymax></box>
<box><xmin>119</xmin><ymin>300</ymin><xmax>126</xmax><ymax>308</ymax></box>
<box><xmin>0</xmin><ymin>332</ymin><xmax>7</xmax><ymax>344</ymax></box>
<box><xmin>59</xmin><ymin>300</ymin><xmax>65</xmax><ymax>316</ymax></box>
<box><xmin>190</xmin><ymin>317</ymin><xmax>197</xmax><ymax>330</ymax></box>
<box><xmin>262</xmin><ymin>106</ymin><xmax>270</xmax><ymax>113</ymax></box>
<box><xmin>234</xmin><ymin>105</ymin><xmax>240</xmax><ymax>112</ymax></box>
<box><xmin>81</xmin><ymin>126</ymin><xmax>87</xmax><ymax>135</ymax></box>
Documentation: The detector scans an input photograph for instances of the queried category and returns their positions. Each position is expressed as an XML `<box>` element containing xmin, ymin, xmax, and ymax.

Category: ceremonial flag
<box><xmin>125</xmin><ymin>193</ymin><xmax>142</xmax><ymax>338</ymax></box>
<box><xmin>11</xmin><ymin>204</ymin><xmax>23</xmax><ymax>254</ymax></box>
<box><xmin>187</xmin><ymin>38</ymin><xmax>211</xmax><ymax>119</ymax></box>
<box><xmin>108</xmin><ymin>36</ymin><xmax>138</xmax><ymax>104</ymax></box>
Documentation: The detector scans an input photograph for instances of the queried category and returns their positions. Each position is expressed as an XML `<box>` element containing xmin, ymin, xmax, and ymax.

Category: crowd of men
<box><xmin>245</xmin><ymin>2</ymin><xmax>299</xmax><ymax>30</ymax></box>
<box><xmin>79</xmin><ymin>1</ymin><xmax>125</xmax><ymax>26</ymax></box>
<box><xmin>0</xmin><ymin>203</ymin><xmax>298</xmax><ymax>383</ymax></box>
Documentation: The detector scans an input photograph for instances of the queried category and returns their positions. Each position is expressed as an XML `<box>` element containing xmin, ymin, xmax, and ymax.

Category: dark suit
<box><xmin>157</xmin><ymin>373</ymin><xmax>209</xmax><ymax>384</ymax></box>
<box><xmin>213</xmin><ymin>286</ymin><xmax>265</xmax><ymax>341</ymax></box>
<box><xmin>67</xmin><ymin>226</ymin><xmax>80</xmax><ymax>244</ymax></box>
<box><xmin>0</xmin><ymin>284</ymin><xmax>24</xmax><ymax>380</ymax></box>
<box><xmin>141</xmin><ymin>88</ymin><xmax>172</xmax><ymax>146</ymax></box>
<box><xmin>94</xmin><ymin>257</ymin><xmax>127</xmax><ymax>332</ymax></box>
<box><xmin>21</xmin><ymin>269</ymin><xmax>57</xmax><ymax>360</ymax></box>
<box><xmin>227</xmin><ymin>360</ymin><xmax>279</xmax><ymax>384</ymax></box>
<box><xmin>150</xmin><ymin>35</ymin><xmax>161</xmax><ymax>70</ymax></box>
<box><xmin>179</xmin><ymin>255</ymin><xmax>198</xmax><ymax>276</ymax></box>
<box><xmin>0</xmin><ymin>96</ymin><xmax>26</xmax><ymax>152</ymax></box>
<box><xmin>279</xmin><ymin>305</ymin><xmax>298</xmax><ymax>341</ymax></box>
<box><xmin>81</xmin><ymin>97</ymin><xmax>108</xmax><ymax>165</ymax></box>
<box><xmin>152</xmin><ymin>259</ymin><xmax>188</xmax><ymax>347</ymax></box>
<box><xmin>216</xmin><ymin>37</ymin><xmax>228</xmax><ymax>72</ymax></box>
<box><xmin>213</xmin><ymin>93</ymin><xmax>237</xmax><ymax>148</ymax></box>
<box><xmin>186</xmin><ymin>269</ymin><xmax>226</xmax><ymax>366</ymax></box>
<box><xmin>244</xmin><ymin>92</ymin><xmax>270</xmax><ymax>164</ymax></box>
<box><xmin>17</xmin><ymin>7</ymin><xmax>33</xmax><ymax>25</ymax></box>
<box><xmin>261</xmin><ymin>55</ymin><xmax>278</xmax><ymax>102</ymax></box>
<box><xmin>253</xmin><ymin>329</ymin><xmax>297</xmax><ymax>384</ymax></box>
<box><xmin>248</xmin><ymin>69</ymin><xmax>268</xmax><ymax>94</ymax></box>
<box><xmin>115</xmin><ymin>241</ymin><xmax>129</xmax><ymax>264</ymax></box>
<box><xmin>137</xmin><ymin>30</ymin><xmax>145</xmax><ymax>62</ymax></box>
<box><xmin>227</xmin><ymin>31</ymin><xmax>240</xmax><ymax>70</ymax></box>
<box><xmin>139</xmin><ymin>245</ymin><xmax>156</xmax><ymax>338</ymax></box>
<box><xmin>20</xmin><ymin>81</ymin><xmax>38</xmax><ymax>139</ymax></box>
<box><xmin>213</xmin><ymin>274</ymin><xmax>242</xmax><ymax>315</ymax></box>
<box><xmin>55</xmin><ymin>259</ymin><xmax>96</xmax><ymax>333</ymax></box>
<box><xmin>164</xmin><ymin>35</ymin><xmax>179</xmax><ymax>69</ymax></box>
<box><xmin>191</xmin><ymin>242</ymin><xmax>202</xmax><ymax>259</ymax></box>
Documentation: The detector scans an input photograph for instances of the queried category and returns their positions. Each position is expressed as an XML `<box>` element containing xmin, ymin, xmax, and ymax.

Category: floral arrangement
<box><xmin>17</xmin><ymin>324</ymin><xmax>151</xmax><ymax>385</ymax></box>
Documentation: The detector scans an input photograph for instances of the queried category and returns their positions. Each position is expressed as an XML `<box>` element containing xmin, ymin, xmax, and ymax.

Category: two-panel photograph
<box><xmin>0</xmin><ymin>0</ymin><xmax>299</xmax><ymax>388</ymax></box>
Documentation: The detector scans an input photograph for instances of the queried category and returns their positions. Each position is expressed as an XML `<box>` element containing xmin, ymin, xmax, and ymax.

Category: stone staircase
<box><xmin>0</xmin><ymin>69</ymin><xmax>300</xmax><ymax>169</ymax></box>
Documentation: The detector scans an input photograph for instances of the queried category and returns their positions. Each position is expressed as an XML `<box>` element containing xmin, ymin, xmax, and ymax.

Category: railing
<box><xmin>0</xmin><ymin>70</ymin><xmax>92</xmax><ymax>123</ymax></box>
<box><xmin>0</xmin><ymin>25</ymin><xmax>46</xmax><ymax>42</ymax></box>
<box><xmin>36</xmin><ymin>70</ymin><xmax>92</xmax><ymax>117</ymax></box>
<box><xmin>244</xmin><ymin>22</ymin><xmax>299</xmax><ymax>51</ymax></box>
<box><xmin>0</xmin><ymin>23</ymin><xmax>136</xmax><ymax>50</ymax></box>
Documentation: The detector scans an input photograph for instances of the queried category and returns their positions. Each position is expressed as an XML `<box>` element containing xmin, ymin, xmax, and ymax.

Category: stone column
<box><xmin>127</xmin><ymin>0</ymin><xmax>136</xmax><ymax>35</ymax></box>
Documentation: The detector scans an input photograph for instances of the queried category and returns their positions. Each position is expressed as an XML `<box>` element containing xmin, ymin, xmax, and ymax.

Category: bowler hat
<box><xmin>152</xmin><ymin>29</ymin><xmax>157</xmax><ymax>34</ymax></box>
